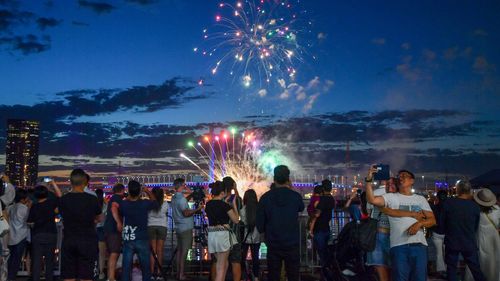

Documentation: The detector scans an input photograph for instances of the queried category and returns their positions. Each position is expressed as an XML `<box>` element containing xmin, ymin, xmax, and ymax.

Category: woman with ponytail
<box><xmin>147</xmin><ymin>188</ymin><xmax>169</xmax><ymax>280</ymax></box>
<box><xmin>240</xmin><ymin>189</ymin><xmax>261</xmax><ymax>281</ymax></box>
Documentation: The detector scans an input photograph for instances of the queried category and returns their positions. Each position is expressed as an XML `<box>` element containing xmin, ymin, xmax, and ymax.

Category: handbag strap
<box><xmin>485</xmin><ymin>213</ymin><xmax>498</xmax><ymax>230</ymax></box>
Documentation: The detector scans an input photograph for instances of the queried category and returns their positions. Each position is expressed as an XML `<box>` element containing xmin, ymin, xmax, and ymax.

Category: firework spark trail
<box><xmin>195</xmin><ymin>0</ymin><xmax>308</xmax><ymax>88</ymax></box>
<box><xmin>181</xmin><ymin>130</ymin><xmax>297</xmax><ymax>195</ymax></box>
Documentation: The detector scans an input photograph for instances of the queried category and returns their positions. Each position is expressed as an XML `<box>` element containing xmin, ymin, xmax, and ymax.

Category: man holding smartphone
<box><xmin>366</xmin><ymin>166</ymin><xmax>436</xmax><ymax>281</ymax></box>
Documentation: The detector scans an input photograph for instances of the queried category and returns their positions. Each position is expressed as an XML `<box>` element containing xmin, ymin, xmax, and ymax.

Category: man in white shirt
<box><xmin>366</xmin><ymin>167</ymin><xmax>436</xmax><ymax>281</ymax></box>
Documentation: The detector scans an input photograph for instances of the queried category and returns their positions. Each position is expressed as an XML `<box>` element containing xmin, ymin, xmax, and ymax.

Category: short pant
<box><xmin>366</xmin><ymin>231</ymin><xmax>391</xmax><ymax>267</ymax></box>
<box><xmin>176</xmin><ymin>229</ymin><xmax>193</xmax><ymax>252</ymax></box>
<box><xmin>104</xmin><ymin>232</ymin><xmax>122</xmax><ymax>254</ymax></box>
<box><xmin>207</xmin><ymin>228</ymin><xmax>237</xmax><ymax>254</ymax></box>
<box><xmin>228</xmin><ymin>243</ymin><xmax>242</xmax><ymax>263</ymax></box>
<box><xmin>60</xmin><ymin>237</ymin><xmax>98</xmax><ymax>280</ymax></box>
<box><xmin>148</xmin><ymin>226</ymin><xmax>167</xmax><ymax>240</ymax></box>
<box><xmin>96</xmin><ymin>227</ymin><xmax>105</xmax><ymax>242</ymax></box>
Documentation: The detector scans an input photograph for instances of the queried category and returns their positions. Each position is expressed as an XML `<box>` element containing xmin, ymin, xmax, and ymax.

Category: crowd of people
<box><xmin>365</xmin><ymin>168</ymin><xmax>500</xmax><ymax>281</ymax></box>
<box><xmin>0</xmin><ymin>164</ymin><xmax>499</xmax><ymax>281</ymax></box>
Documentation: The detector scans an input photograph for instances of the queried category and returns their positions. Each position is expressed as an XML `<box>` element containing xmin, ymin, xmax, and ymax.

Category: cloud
<box><xmin>125</xmin><ymin>0</ymin><xmax>159</xmax><ymax>5</ymax></box>
<box><xmin>71</xmin><ymin>20</ymin><xmax>90</xmax><ymax>27</ymax></box>
<box><xmin>422</xmin><ymin>49</ymin><xmax>436</xmax><ymax>62</ymax></box>
<box><xmin>36</xmin><ymin>17</ymin><xmax>62</xmax><ymax>30</ymax></box>
<box><xmin>473</xmin><ymin>56</ymin><xmax>496</xmax><ymax>74</ymax></box>
<box><xmin>0</xmin><ymin>109</ymin><xmax>498</xmax><ymax>179</ymax></box>
<box><xmin>473</xmin><ymin>29</ymin><xmax>488</xmax><ymax>37</ymax></box>
<box><xmin>0</xmin><ymin>78</ymin><xmax>208</xmax><ymax>126</ymax></box>
<box><xmin>396</xmin><ymin>63</ymin><xmax>421</xmax><ymax>82</ymax></box>
<box><xmin>257</xmin><ymin>89</ymin><xmax>267</xmax><ymax>98</ymax></box>
<box><xmin>0</xmin><ymin>34</ymin><xmax>50</xmax><ymax>55</ymax></box>
<box><xmin>277</xmin><ymin>78</ymin><xmax>286</xmax><ymax>89</ymax></box>
<box><xmin>0</xmin><ymin>8</ymin><xmax>34</xmax><ymax>32</ymax></box>
<box><xmin>78</xmin><ymin>0</ymin><xmax>115</xmax><ymax>14</ymax></box>
<box><xmin>371</xmin><ymin>38</ymin><xmax>386</xmax><ymax>45</ymax></box>
<box><xmin>277</xmin><ymin>77</ymin><xmax>334</xmax><ymax>111</ymax></box>
<box><xmin>401</xmin><ymin>42</ymin><xmax>411</xmax><ymax>50</ymax></box>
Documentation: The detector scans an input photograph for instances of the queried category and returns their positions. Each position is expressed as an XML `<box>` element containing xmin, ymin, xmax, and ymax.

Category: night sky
<box><xmin>1</xmin><ymin>0</ymin><xmax>499</xmax><ymax>183</ymax></box>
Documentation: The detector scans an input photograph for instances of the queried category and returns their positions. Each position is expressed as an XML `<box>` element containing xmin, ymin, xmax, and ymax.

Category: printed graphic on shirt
<box><xmin>122</xmin><ymin>225</ymin><xmax>138</xmax><ymax>241</ymax></box>
<box><xmin>398</xmin><ymin>204</ymin><xmax>422</xmax><ymax>212</ymax></box>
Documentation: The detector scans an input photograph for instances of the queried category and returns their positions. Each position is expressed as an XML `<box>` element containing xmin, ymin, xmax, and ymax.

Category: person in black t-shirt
<box><xmin>256</xmin><ymin>165</ymin><xmax>305</xmax><ymax>281</ymax></box>
<box><xmin>206</xmin><ymin>181</ymin><xmax>240</xmax><ymax>281</ymax></box>
<box><xmin>27</xmin><ymin>182</ymin><xmax>62</xmax><ymax>281</ymax></box>
<box><xmin>59</xmin><ymin>169</ymin><xmax>102</xmax><ymax>281</ymax></box>
<box><xmin>116</xmin><ymin>180</ymin><xmax>158</xmax><ymax>281</ymax></box>
<box><xmin>309</xmin><ymin>179</ymin><xmax>335</xmax><ymax>281</ymax></box>
<box><xmin>442</xmin><ymin>180</ymin><xmax>486</xmax><ymax>281</ymax></box>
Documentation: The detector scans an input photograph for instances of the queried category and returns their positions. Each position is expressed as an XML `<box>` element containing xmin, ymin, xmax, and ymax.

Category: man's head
<box><xmin>70</xmin><ymin>168</ymin><xmax>87</xmax><ymax>188</ymax></box>
<box><xmin>127</xmin><ymin>180</ymin><xmax>142</xmax><ymax>198</ymax></box>
<box><xmin>456</xmin><ymin>180</ymin><xmax>472</xmax><ymax>196</ymax></box>
<box><xmin>222</xmin><ymin>176</ymin><xmax>236</xmax><ymax>194</ymax></box>
<box><xmin>173</xmin><ymin>178</ymin><xmax>186</xmax><ymax>192</ymax></box>
<box><xmin>34</xmin><ymin>185</ymin><xmax>49</xmax><ymax>200</ymax></box>
<box><xmin>14</xmin><ymin>188</ymin><xmax>28</xmax><ymax>203</ymax></box>
<box><xmin>321</xmin><ymin>179</ymin><xmax>332</xmax><ymax>193</ymax></box>
<box><xmin>274</xmin><ymin>165</ymin><xmax>290</xmax><ymax>186</ymax></box>
<box><xmin>113</xmin><ymin>183</ymin><xmax>125</xmax><ymax>194</ymax></box>
<box><xmin>210</xmin><ymin>181</ymin><xmax>225</xmax><ymax>197</ymax></box>
<box><xmin>397</xmin><ymin>169</ymin><xmax>415</xmax><ymax>190</ymax></box>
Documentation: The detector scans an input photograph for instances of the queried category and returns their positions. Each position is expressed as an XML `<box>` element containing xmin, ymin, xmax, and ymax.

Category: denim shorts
<box><xmin>366</xmin><ymin>231</ymin><xmax>390</xmax><ymax>267</ymax></box>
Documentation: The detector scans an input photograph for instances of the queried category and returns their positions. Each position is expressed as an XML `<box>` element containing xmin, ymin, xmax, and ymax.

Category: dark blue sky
<box><xmin>1</xmin><ymin>0</ymin><xmax>499</xmax><ymax>181</ymax></box>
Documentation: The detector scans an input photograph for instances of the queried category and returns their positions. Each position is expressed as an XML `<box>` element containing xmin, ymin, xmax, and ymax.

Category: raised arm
<box><xmin>344</xmin><ymin>191</ymin><xmax>357</xmax><ymax>209</ymax></box>
<box><xmin>365</xmin><ymin>166</ymin><xmax>385</xmax><ymax>208</ymax></box>
<box><xmin>49</xmin><ymin>180</ymin><xmax>62</xmax><ymax>198</ymax></box>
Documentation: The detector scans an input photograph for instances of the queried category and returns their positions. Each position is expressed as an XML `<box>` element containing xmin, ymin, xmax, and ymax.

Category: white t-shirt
<box><xmin>382</xmin><ymin>192</ymin><xmax>432</xmax><ymax>248</ymax></box>
<box><xmin>147</xmin><ymin>201</ymin><xmax>169</xmax><ymax>228</ymax></box>
<box><xmin>367</xmin><ymin>187</ymin><xmax>390</xmax><ymax>229</ymax></box>
<box><xmin>240</xmin><ymin>206</ymin><xmax>262</xmax><ymax>244</ymax></box>
<box><xmin>7</xmin><ymin>203</ymin><xmax>29</xmax><ymax>245</ymax></box>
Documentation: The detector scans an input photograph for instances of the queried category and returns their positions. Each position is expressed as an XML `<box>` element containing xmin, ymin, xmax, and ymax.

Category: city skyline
<box><xmin>1</xmin><ymin>0</ymin><xmax>499</xmax><ymax>183</ymax></box>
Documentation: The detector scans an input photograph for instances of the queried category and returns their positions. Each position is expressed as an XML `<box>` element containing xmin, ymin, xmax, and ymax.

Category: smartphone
<box><xmin>356</xmin><ymin>189</ymin><xmax>362</xmax><ymax>196</ymax></box>
<box><xmin>44</xmin><ymin>177</ymin><xmax>53</xmax><ymax>183</ymax></box>
<box><xmin>373</xmin><ymin>164</ymin><xmax>390</xmax><ymax>181</ymax></box>
<box><xmin>229</xmin><ymin>194</ymin><xmax>235</xmax><ymax>202</ymax></box>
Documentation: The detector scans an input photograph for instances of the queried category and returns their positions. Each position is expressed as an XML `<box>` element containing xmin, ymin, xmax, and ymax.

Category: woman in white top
<box><xmin>148</xmin><ymin>188</ymin><xmax>169</xmax><ymax>279</ymax></box>
<box><xmin>465</xmin><ymin>188</ymin><xmax>500</xmax><ymax>281</ymax></box>
<box><xmin>240</xmin><ymin>189</ymin><xmax>261</xmax><ymax>281</ymax></box>
<box><xmin>7</xmin><ymin>188</ymin><xmax>31</xmax><ymax>281</ymax></box>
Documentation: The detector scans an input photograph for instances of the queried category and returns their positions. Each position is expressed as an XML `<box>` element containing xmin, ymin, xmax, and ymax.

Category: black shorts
<box><xmin>105</xmin><ymin>232</ymin><xmax>122</xmax><ymax>254</ymax></box>
<box><xmin>229</xmin><ymin>243</ymin><xmax>242</xmax><ymax>263</ymax></box>
<box><xmin>61</xmin><ymin>237</ymin><xmax>98</xmax><ymax>280</ymax></box>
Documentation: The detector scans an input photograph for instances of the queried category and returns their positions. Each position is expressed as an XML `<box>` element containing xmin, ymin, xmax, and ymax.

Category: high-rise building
<box><xmin>5</xmin><ymin>119</ymin><xmax>40</xmax><ymax>187</ymax></box>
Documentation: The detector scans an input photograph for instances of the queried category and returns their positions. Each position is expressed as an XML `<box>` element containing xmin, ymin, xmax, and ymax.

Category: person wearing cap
<box><xmin>441</xmin><ymin>180</ymin><xmax>486</xmax><ymax>281</ymax></box>
<box><xmin>464</xmin><ymin>188</ymin><xmax>500</xmax><ymax>281</ymax></box>
<box><xmin>366</xmin><ymin>168</ymin><xmax>436</xmax><ymax>281</ymax></box>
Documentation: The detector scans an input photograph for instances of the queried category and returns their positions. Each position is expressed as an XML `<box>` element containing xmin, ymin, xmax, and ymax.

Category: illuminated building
<box><xmin>5</xmin><ymin>119</ymin><xmax>40</xmax><ymax>187</ymax></box>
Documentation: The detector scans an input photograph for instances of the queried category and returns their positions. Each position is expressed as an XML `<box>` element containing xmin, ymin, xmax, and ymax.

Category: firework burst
<box><xmin>181</xmin><ymin>129</ymin><xmax>293</xmax><ymax>195</ymax></box>
<box><xmin>195</xmin><ymin>0</ymin><xmax>309</xmax><ymax>88</ymax></box>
